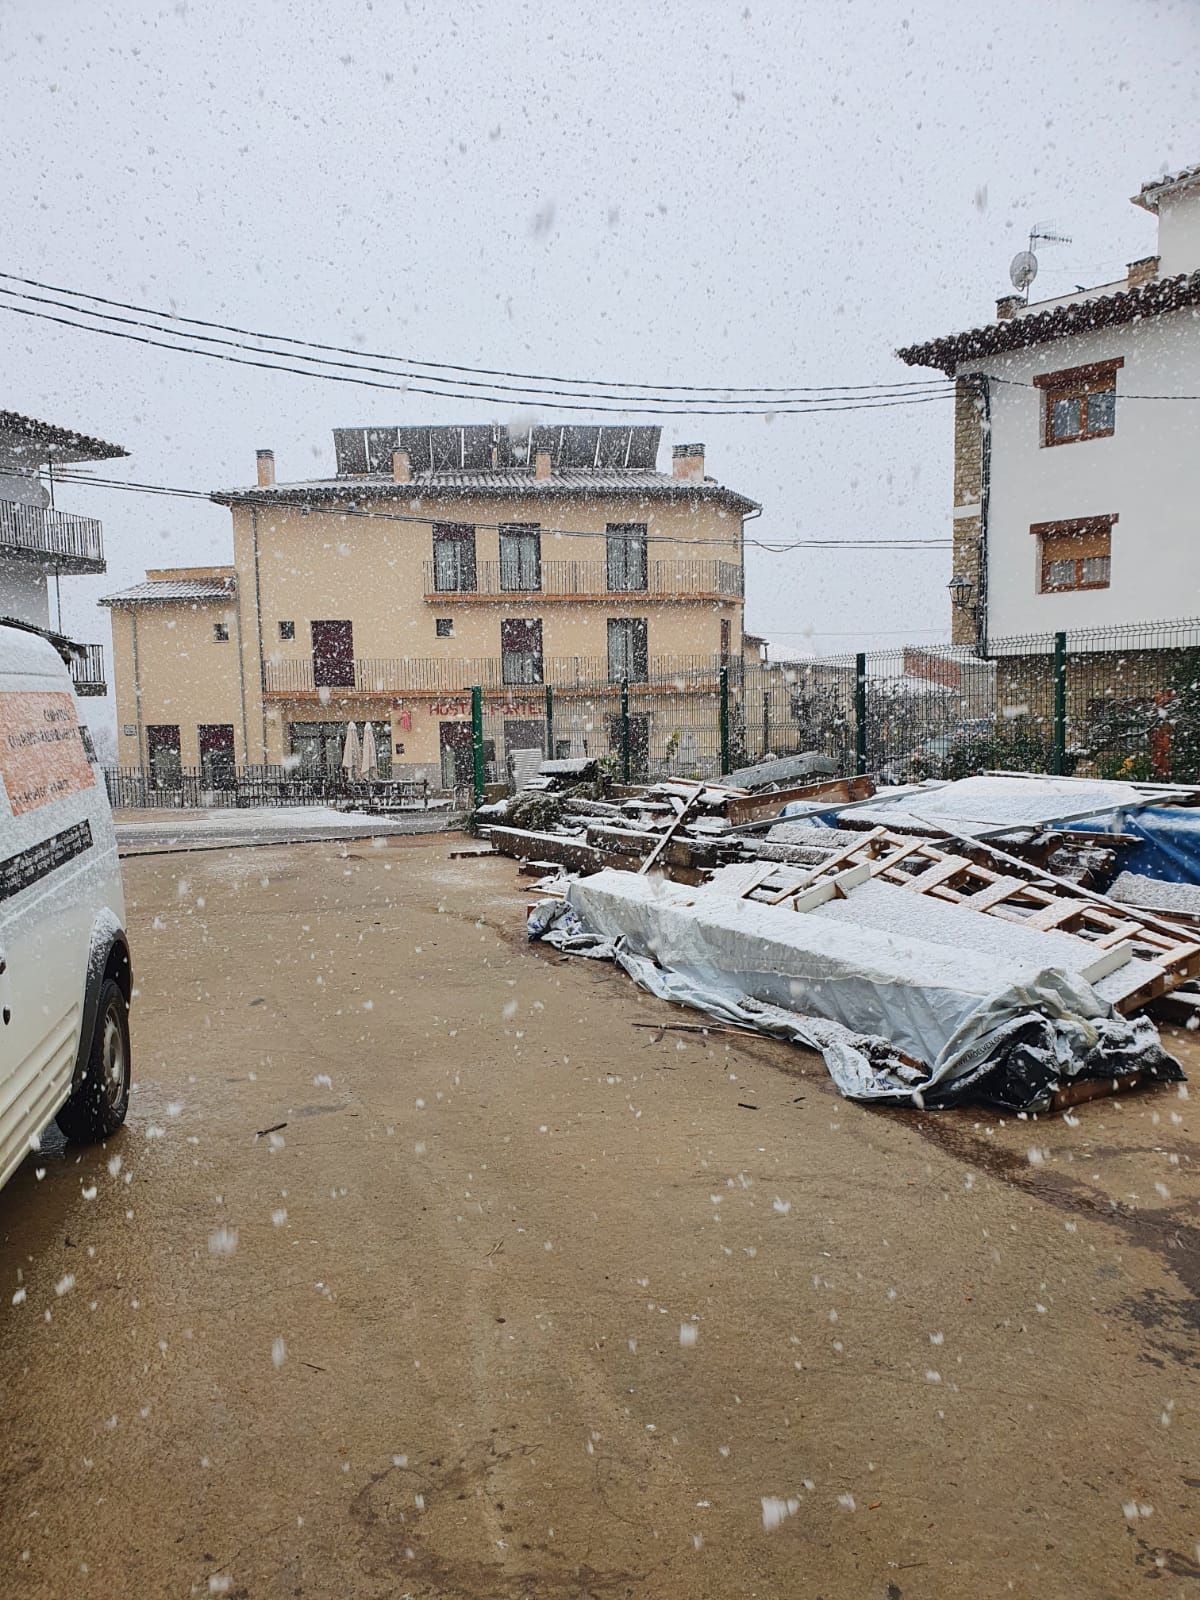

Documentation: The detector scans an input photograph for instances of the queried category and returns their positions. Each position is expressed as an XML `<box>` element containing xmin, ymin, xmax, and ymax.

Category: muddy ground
<box><xmin>2</xmin><ymin>835</ymin><xmax>1198</xmax><ymax>1599</ymax></box>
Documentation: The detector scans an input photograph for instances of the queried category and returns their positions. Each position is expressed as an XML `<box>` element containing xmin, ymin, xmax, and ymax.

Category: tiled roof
<box><xmin>897</xmin><ymin>271</ymin><xmax>1200</xmax><ymax>375</ymax></box>
<box><xmin>211</xmin><ymin>468</ymin><xmax>759</xmax><ymax>514</ymax></box>
<box><xmin>0</xmin><ymin>410</ymin><xmax>127</xmax><ymax>464</ymax></box>
<box><xmin>1133</xmin><ymin>163</ymin><xmax>1200</xmax><ymax>211</ymax></box>
<box><xmin>100</xmin><ymin>577</ymin><xmax>236</xmax><ymax>606</ymax></box>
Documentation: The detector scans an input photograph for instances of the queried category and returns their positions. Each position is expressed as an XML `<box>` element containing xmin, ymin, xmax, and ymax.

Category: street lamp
<box><xmin>947</xmin><ymin>575</ymin><xmax>974</xmax><ymax>613</ymax></box>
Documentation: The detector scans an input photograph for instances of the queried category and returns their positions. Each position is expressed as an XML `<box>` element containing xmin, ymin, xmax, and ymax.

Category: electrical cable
<box><xmin>47</xmin><ymin>468</ymin><xmax>951</xmax><ymax>550</ymax></box>
<box><xmin>0</xmin><ymin>268</ymin><xmax>954</xmax><ymax>401</ymax></box>
<box><xmin>0</xmin><ymin>299</ymin><xmax>957</xmax><ymax>417</ymax></box>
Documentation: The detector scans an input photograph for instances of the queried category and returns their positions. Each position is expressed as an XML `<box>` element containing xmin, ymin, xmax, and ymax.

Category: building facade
<box><xmin>0</xmin><ymin>410</ymin><xmax>126</xmax><ymax>696</ymax></box>
<box><xmin>898</xmin><ymin>163</ymin><xmax>1200</xmax><ymax>650</ymax></box>
<box><xmin>103</xmin><ymin>424</ymin><xmax>756</xmax><ymax>787</ymax></box>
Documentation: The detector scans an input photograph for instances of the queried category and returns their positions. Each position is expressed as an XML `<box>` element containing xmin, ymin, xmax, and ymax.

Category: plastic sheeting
<box><xmin>1067</xmin><ymin>806</ymin><xmax>1200</xmax><ymax>884</ymax></box>
<box><xmin>529</xmin><ymin>870</ymin><xmax>1181</xmax><ymax>1111</ymax></box>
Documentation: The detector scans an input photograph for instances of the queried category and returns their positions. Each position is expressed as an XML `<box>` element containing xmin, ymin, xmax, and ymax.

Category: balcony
<box><xmin>422</xmin><ymin>558</ymin><xmax>743</xmax><ymax>603</ymax></box>
<box><xmin>264</xmin><ymin>652</ymin><xmax>739</xmax><ymax>698</ymax></box>
<box><xmin>0</xmin><ymin>498</ymin><xmax>105</xmax><ymax>573</ymax></box>
<box><xmin>69</xmin><ymin>643</ymin><xmax>106</xmax><ymax>697</ymax></box>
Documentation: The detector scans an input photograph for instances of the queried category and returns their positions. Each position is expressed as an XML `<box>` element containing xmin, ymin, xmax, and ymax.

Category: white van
<box><xmin>0</xmin><ymin>621</ymin><xmax>131</xmax><ymax>1191</ymax></box>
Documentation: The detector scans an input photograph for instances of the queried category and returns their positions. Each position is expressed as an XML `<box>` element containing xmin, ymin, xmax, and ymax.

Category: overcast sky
<box><xmin>1</xmin><ymin>0</ymin><xmax>1195</xmax><ymax>735</ymax></box>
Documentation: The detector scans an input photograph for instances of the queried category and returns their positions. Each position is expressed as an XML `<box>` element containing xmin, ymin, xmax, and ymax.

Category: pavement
<box><xmin>2</xmin><ymin>835</ymin><xmax>1199</xmax><ymax>1599</ymax></box>
<box><xmin>114</xmin><ymin>804</ymin><xmax>463</xmax><ymax>855</ymax></box>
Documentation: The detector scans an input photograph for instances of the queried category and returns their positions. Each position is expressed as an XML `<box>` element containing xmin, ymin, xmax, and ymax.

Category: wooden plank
<box><xmin>1025</xmin><ymin>900</ymin><xmax>1093</xmax><ymax>932</ymax></box>
<box><xmin>904</xmin><ymin>856</ymin><xmax>974</xmax><ymax>894</ymax></box>
<box><xmin>638</xmin><ymin>785</ymin><xmax>702</xmax><ymax>876</ymax></box>
<box><xmin>723</xmin><ymin>774</ymin><xmax>874</xmax><ymax>826</ymax></box>
<box><xmin>963</xmin><ymin>875</ymin><xmax>1029</xmax><ymax>911</ymax></box>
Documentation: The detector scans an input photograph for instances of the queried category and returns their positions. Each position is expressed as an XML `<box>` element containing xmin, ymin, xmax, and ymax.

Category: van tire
<box><xmin>57</xmin><ymin>980</ymin><xmax>131</xmax><ymax>1143</ymax></box>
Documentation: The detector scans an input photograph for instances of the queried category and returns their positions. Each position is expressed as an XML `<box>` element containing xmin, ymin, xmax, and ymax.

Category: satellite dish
<box><xmin>1009</xmin><ymin>250</ymin><xmax>1039</xmax><ymax>291</ymax></box>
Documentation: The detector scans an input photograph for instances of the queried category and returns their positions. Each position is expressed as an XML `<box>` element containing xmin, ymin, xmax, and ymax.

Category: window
<box><xmin>499</xmin><ymin>524</ymin><xmax>541</xmax><ymax>591</ymax></box>
<box><xmin>606</xmin><ymin>523</ymin><xmax>648</xmax><ymax>592</ymax></box>
<box><xmin>608</xmin><ymin>617</ymin><xmax>649</xmax><ymax>682</ymax></box>
<box><xmin>146</xmin><ymin>724</ymin><xmax>181</xmax><ymax>788</ymax></box>
<box><xmin>279</xmin><ymin>620</ymin><xmax>295</xmax><ymax>640</ymax></box>
<box><xmin>311</xmin><ymin>619</ymin><xmax>355</xmax><ymax>686</ymax></box>
<box><xmin>500</xmin><ymin>618</ymin><xmax>543</xmax><ymax>684</ymax></box>
<box><xmin>198</xmin><ymin>724</ymin><xmax>236</xmax><ymax>785</ymax></box>
<box><xmin>213</xmin><ymin>621</ymin><xmax>230</xmax><ymax>641</ymax></box>
<box><xmin>1034</xmin><ymin>358</ymin><xmax>1123</xmax><ymax>446</ymax></box>
<box><xmin>435</xmin><ymin>618</ymin><xmax>454</xmax><ymax>638</ymax></box>
<box><xmin>1033</xmin><ymin>516</ymin><xmax>1116</xmax><ymax>593</ymax></box>
<box><xmin>432</xmin><ymin>524</ymin><xmax>477</xmax><ymax>592</ymax></box>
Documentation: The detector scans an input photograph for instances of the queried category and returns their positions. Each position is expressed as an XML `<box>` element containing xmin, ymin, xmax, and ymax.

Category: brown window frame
<box><xmin>1033</xmin><ymin>358</ymin><xmax>1123</xmax><ymax>447</ymax></box>
<box><xmin>1031</xmin><ymin>515</ymin><xmax>1117</xmax><ymax>594</ymax></box>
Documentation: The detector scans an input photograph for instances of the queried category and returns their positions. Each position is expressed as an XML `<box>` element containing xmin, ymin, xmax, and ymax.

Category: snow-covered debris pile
<box><xmin>530</xmin><ymin>869</ymin><xmax>1182</xmax><ymax>1112</ymax></box>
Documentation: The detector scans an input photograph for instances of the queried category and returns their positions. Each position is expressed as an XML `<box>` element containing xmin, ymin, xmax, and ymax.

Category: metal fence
<box><xmin>102</xmin><ymin>764</ymin><xmax>442</xmax><ymax>811</ymax></box>
<box><xmin>770</xmin><ymin>616</ymin><xmax>1200</xmax><ymax>784</ymax></box>
<box><xmin>106</xmin><ymin>616</ymin><xmax>1200</xmax><ymax>808</ymax></box>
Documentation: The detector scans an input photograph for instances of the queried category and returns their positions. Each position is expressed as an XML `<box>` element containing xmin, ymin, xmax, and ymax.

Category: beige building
<box><xmin>103</xmin><ymin>424</ymin><xmax>757</xmax><ymax>786</ymax></box>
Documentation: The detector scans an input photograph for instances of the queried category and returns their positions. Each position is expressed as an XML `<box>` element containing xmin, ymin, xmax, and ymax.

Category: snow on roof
<box><xmin>1133</xmin><ymin>163</ymin><xmax>1200</xmax><ymax>211</ymax></box>
<box><xmin>897</xmin><ymin>270</ymin><xmax>1200</xmax><ymax>375</ymax></box>
<box><xmin>100</xmin><ymin>577</ymin><xmax>236</xmax><ymax>606</ymax></box>
<box><xmin>211</xmin><ymin>468</ymin><xmax>759</xmax><ymax>513</ymax></box>
<box><xmin>0</xmin><ymin>409</ymin><xmax>128</xmax><ymax>464</ymax></box>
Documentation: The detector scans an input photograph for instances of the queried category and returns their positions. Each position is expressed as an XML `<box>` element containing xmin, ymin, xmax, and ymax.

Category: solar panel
<box><xmin>333</xmin><ymin>429</ymin><xmax>369</xmax><ymax>475</ymax></box>
<box><xmin>365</xmin><ymin>428</ymin><xmax>400</xmax><ymax>474</ymax></box>
<box><xmin>332</xmin><ymin>422</ymin><xmax>663</xmax><ymax>476</ymax></box>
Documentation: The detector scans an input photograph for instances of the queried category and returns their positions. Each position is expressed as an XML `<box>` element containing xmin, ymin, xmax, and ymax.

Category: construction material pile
<box><xmin>479</xmin><ymin>765</ymin><xmax>1200</xmax><ymax>1111</ymax></box>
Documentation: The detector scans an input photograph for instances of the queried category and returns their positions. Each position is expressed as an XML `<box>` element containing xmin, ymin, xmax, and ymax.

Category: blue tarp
<box><xmin>1066</xmin><ymin>806</ymin><xmax>1200</xmax><ymax>884</ymax></box>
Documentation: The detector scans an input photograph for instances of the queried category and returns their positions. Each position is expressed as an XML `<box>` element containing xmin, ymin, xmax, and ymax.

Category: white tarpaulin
<box><xmin>531</xmin><ymin>869</ymin><xmax>1179</xmax><ymax>1109</ymax></box>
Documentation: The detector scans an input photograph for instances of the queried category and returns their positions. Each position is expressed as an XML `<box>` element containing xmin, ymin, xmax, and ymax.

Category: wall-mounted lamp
<box><xmin>947</xmin><ymin>575</ymin><xmax>975</xmax><ymax>613</ymax></box>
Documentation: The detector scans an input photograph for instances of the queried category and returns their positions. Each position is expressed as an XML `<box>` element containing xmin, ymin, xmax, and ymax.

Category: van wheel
<box><xmin>57</xmin><ymin>981</ymin><xmax>131</xmax><ymax>1142</ymax></box>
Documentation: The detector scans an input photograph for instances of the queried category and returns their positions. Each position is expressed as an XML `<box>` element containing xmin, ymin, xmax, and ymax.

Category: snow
<box><xmin>117</xmin><ymin>805</ymin><xmax>390</xmax><ymax>832</ymax></box>
<box><xmin>1109</xmin><ymin>871</ymin><xmax>1200</xmax><ymax>915</ymax></box>
<box><xmin>845</xmin><ymin>774</ymin><xmax>1160</xmax><ymax>836</ymax></box>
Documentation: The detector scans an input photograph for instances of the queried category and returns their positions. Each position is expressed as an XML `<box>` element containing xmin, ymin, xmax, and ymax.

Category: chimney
<box><xmin>672</xmin><ymin>442</ymin><xmax>705</xmax><ymax>481</ymax></box>
<box><xmin>994</xmin><ymin>295</ymin><xmax>1024</xmax><ymax>322</ymax></box>
<box><xmin>392</xmin><ymin>448</ymin><xmax>411</xmax><ymax>484</ymax></box>
<box><xmin>256</xmin><ymin>449</ymin><xmax>276</xmax><ymax>487</ymax></box>
<box><xmin>1126</xmin><ymin>254</ymin><xmax>1159</xmax><ymax>289</ymax></box>
<box><xmin>533</xmin><ymin>450</ymin><xmax>552</xmax><ymax>481</ymax></box>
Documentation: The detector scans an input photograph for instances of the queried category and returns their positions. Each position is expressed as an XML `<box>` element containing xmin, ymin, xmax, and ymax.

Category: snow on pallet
<box><xmin>712</xmin><ymin>825</ymin><xmax>1200</xmax><ymax>1013</ymax></box>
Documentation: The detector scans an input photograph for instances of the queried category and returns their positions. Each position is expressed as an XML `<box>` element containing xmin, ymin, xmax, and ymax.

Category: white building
<box><xmin>0</xmin><ymin>410</ymin><xmax>127</xmax><ymax>696</ymax></box>
<box><xmin>899</xmin><ymin>164</ymin><xmax>1200</xmax><ymax>650</ymax></box>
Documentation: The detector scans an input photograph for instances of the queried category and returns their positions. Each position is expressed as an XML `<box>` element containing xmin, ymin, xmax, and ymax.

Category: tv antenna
<box><xmin>1009</xmin><ymin>224</ymin><xmax>1073</xmax><ymax>303</ymax></box>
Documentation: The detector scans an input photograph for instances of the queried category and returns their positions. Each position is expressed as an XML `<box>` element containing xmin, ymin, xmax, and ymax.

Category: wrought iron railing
<box><xmin>0</xmin><ymin>498</ymin><xmax>105</xmax><ymax>568</ymax></box>
<box><xmin>69</xmin><ymin>643</ymin><xmax>106</xmax><ymax>696</ymax></box>
<box><xmin>421</xmin><ymin>557</ymin><xmax>742</xmax><ymax>599</ymax></box>
<box><xmin>265</xmin><ymin>653</ymin><xmax>738</xmax><ymax>695</ymax></box>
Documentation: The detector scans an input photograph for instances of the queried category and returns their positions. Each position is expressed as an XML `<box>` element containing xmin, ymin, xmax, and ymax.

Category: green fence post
<box><xmin>544</xmin><ymin>682</ymin><xmax>554</xmax><ymax>759</ymax></box>
<box><xmin>620</xmin><ymin>678</ymin><xmax>631</xmax><ymax>783</ymax></box>
<box><xmin>470</xmin><ymin>685</ymin><xmax>485</xmax><ymax>805</ymax></box>
<box><xmin>1052</xmin><ymin>631</ymin><xmax>1067</xmax><ymax>776</ymax></box>
<box><xmin>854</xmin><ymin>652</ymin><xmax>868</xmax><ymax>776</ymax></box>
<box><xmin>719</xmin><ymin>666</ymin><xmax>731</xmax><ymax>775</ymax></box>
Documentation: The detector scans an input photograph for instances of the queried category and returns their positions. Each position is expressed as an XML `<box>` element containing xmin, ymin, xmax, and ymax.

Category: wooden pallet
<box><xmin>733</xmin><ymin>826</ymin><xmax>1200</xmax><ymax>1011</ymax></box>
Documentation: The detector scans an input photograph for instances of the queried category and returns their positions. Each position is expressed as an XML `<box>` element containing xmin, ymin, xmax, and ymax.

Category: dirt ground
<box><xmin>2</xmin><ymin>835</ymin><xmax>1198</xmax><ymax>1600</ymax></box>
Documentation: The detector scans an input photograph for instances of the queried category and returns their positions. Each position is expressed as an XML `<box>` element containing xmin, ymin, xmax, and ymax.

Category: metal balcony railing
<box><xmin>0</xmin><ymin>498</ymin><xmax>105</xmax><ymax>572</ymax></box>
<box><xmin>264</xmin><ymin>652</ymin><xmax>740</xmax><ymax>696</ymax></box>
<box><xmin>69</xmin><ymin>643</ymin><xmax>106</xmax><ymax>697</ymax></box>
<box><xmin>422</xmin><ymin>557</ymin><xmax>743</xmax><ymax>600</ymax></box>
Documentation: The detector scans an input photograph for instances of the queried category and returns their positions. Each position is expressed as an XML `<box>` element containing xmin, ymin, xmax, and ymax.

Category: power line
<box><xmin>0</xmin><ymin>298</ymin><xmax>957</xmax><ymax>417</ymax></box>
<box><xmin>51</xmin><ymin>468</ymin><xmax>950</xmax><ymax>550</ymax></box>
<box><xmin>0</xmin><ymin>269</ymin><xmax>953</xmax><ymax>401</ymax></box>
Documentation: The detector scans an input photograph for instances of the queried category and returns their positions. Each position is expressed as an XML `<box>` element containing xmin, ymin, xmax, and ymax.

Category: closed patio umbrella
<box><xmin>341</xmin><ymin>721</ymin><xmax>361</xmax><ymax>777</ymax></box>
<box><xmin>360</xmin><ymin>720</ymin><xmax>379</xmax><ymax>780</ymax></box>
